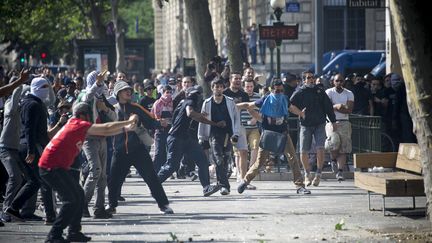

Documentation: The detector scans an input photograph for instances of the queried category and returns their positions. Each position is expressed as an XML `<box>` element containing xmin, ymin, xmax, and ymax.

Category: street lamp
<box><xmin>270</xmin><ymin>0</ymin><xmax>285</xmax><ymax>78</ymax></box>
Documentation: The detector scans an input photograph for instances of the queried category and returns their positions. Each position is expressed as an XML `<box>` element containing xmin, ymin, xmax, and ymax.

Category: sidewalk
<box><xmin>0</xmin><ymin>178</ymin><xmax>430</xmax><ymax>242</ymax></box>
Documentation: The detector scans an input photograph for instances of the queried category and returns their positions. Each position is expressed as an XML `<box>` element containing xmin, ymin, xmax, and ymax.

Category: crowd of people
<box><xmin>0</xmin><ymin>61</ymin><xmax>415</xmax><ymax>242</ymax></box>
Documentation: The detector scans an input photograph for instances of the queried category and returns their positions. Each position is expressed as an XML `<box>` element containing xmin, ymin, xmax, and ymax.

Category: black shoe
<box><xmin>82</xmin><ymin>206</ymin><xmax>91</xmax><ymax>218</ymax></box>
<box><xmin>5</xmin><ymin>207</ymin><xmax>25</xmax><ymax>222</ymax></box>
<box><xmin>44</xmin><ymin>216</ymin><xmax>56</xmax><ymax>225</ymax></box>
<box><xmin>1</xmin><ymin>212</ymin><xmax>11</xmax><ymax>222</ymax></box>
<box><xmin>296</xmin><ymin>186</ymin><xmax>311</xmax><ymax>195</ymax></box>
<box><xmin>159</xmin><ymin>205</ymin><xmax>174</xmax><ymax>214</ymax></box>
<box><xmin>237</xmin><ymin>180</ymin><xmax>248</xmax><ymax>194</ymax></box>
<box><xmin>105</xmin><ymin>206</ymin><xmax>116</xmax><ymax>215</ymax></box>
<box><xmin>93</xmin><ymin>209</ymin><xmax>112</xmax><ymax>219</ymax></box>
<box><xmin>66</xmin><ymin>232</ymin><xmax>92</xmax><ymax>242</ymax></box>
<box><xmin>45</xmin><ymin>236</ymin><xmax>68</xmax><ymax>243</ymax></box>
<box><xmin>190</xmin><ymin>173</ymin><xmax>198</xmax><ymax>181</ymax></box>
<box><xmin>22</xmin><ymin>213</ymin><xmax>43</xmax><ymax>221</ymax></box>
<box><xmin>118</xmin><ymin>196</ymin><xmax>126</xmax><ymax>201</ymax></box>
<box><xmin>203</xmin><ymin>184</ymin><xmax>221</xmax><ymax>197</ymax></box>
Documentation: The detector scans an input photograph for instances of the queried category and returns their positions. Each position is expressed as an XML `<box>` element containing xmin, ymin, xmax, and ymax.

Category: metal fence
<box><xmin>270</xmin><ymin>115</ymin><xmax>383</xmax><ymax>172</ymax></box>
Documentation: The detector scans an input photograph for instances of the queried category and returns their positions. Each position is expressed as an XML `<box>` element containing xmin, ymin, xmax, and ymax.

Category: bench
<box><xmin>353</xmin><ymin>143</ymin><xmax>425</xmax><ymax>215</ymax></box>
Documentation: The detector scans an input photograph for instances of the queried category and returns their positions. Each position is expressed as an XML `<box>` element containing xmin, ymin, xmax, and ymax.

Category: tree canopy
<box><xmin>0</xmin><ymin>0</ymin><xmax>154</xmax><ymax>64</ymax></box>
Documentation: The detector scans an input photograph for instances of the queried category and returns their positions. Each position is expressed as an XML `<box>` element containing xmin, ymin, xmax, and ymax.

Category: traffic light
<box><xmin>20</xmin><ymin>57</ymin><xmax>25</xmax><ymax>63</ymax></box>
<box><xmin>41</xmin><ymin>52</ymin><xmax>47</xmax><ymax>59</ymax></box>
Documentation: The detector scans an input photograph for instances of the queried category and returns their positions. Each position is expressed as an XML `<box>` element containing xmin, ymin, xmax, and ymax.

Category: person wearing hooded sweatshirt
<box><xmin>76</xmin><ymin>70</ymin><xmax>117</xmax><ymax>219</ymax></box>
<box><xmin>106</xmin><ymin>81</ymin><xmax>174</xmax><ymax>215</ymax></box>
<box><xmin>151</xmin><ymin>85</ymin><xmax>174</xmax><ymax>172</ymax></box>
<box><xmin>4</xmin><ymin>77</ymin><xmax>57</xmax><ymax>223</ymax></box>
<box><xmin>236</xmin><ymin>79</ymin><xmax>311</xmax><ymax>195</ymax></box>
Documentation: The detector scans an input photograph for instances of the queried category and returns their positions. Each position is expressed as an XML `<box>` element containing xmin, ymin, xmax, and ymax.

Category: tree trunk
<box><xmin>225</xmin><ymin>0</ymin><xmax>243</xmax><ymax>73</ymax></box>
<box><xmin>389</xmin><ymin>0</ymin><xmax>432</xmax><ymax>220</ymax></box>
<box><xmin>184</xmin><ymin>0</ymin><xmax>217</xmax><ymax>97</ymax></box>
<box><xmin>111</xmin><ymin>0</ymin><xmax>125</xmax><ymax>73</ymax></box>
<box><xmin>89</xmin><ymin>0</ymin><xmax>107</xmax><ymax>39</ymax></box>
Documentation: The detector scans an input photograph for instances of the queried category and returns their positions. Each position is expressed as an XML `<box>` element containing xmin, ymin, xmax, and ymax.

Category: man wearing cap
<box><xmin>157</xmin><ymin>86</ymin><xmax>224</xmax><ymax>197</ymax></box>
<box><xmin>140</xmin><ymin>81</ymin><xmax>156</xmax><ymax>111</ymax></box>
<box><xmin>77</xmin><ymin>70</ymin><xmax>116</xmax><ymax>219</ymax></box>
<box><xmin>325</xmin><ymin>73</ymin><xmax>354</xmax><ymax>182</ymax></box>
<box><xmin>39</xmin><ymin>102</ymin><xmax>138</xmax><ymax>243</ymax></box>
<box><xmin>106</xmin><ymin>81</ymin><xmax>174</xmax><ymax>214</ymax></box>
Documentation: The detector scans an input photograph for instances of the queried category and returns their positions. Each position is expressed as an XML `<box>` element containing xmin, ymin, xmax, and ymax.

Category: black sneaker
<box><xmin>190</xmin><ymin>173</ymin><xmax>198</xmax><ymax>181</ymax></box>
<box><xmin>44</xmin><ymin>216</ymin><xmax>56</xmax><ymax>225</ymax></box>
<box><xmin>93</xmin><ymin>209</ymin><xmax>112</xmax><ymax>219</ymax></box>
<box><xmin>237</xmin><ymin>180</ymin><xmax>248</xmax><ymax>194</ymax></box>
<box><xmin>105</xmin><ymin>205</ymin><xmax>116</xmax><ymax>214</ymax></box>
<box><xmin>5</xmin><ymin>207</ymin><xmax>25</xmax><ymax>222</ymax></box>
<box><xmin>1</xmin><ymin>212</ymin><xmax>12</xmax><ymax>222</ymax></box>
<box><xmin>296</xmin><ymin>186</ymin><xmax>311</xmax><ymax>195</ymax></box>
<box><xmin>0</xmin><ymin>221</ymin><xmax>4</xmax><ymax>227</ymax></box>
<box><xmin>160</xmin><ymin>205</ymin><xmax>174</xmax><ymax>214</ymax></box>
<box><xmin>203</xmin><ymin>184</ymin><xmax>221</xmax><ymax>197</ymax></box>
<box><xmin>66</xmin><ymin>232</ymin><xmax>92</xmax><ymax>242</ymax></box>
<box><xmin>22</xmin><ymin>213</ymin><xmax>43</xmax><ymax>221</ymax></box>
<box><xmin>118</xmin><ymin>196</ymin><xmax>126</xmax><ymax>201</ymax></box>
<box><xmin>82</xmin><ymin>206</ymin><xmax>91</xmax><ymax>218</ymax></box>
<box><xmin>45</xmin><ymin>236</ymin><xmax>68</xmax><ymax>243</ymax></box>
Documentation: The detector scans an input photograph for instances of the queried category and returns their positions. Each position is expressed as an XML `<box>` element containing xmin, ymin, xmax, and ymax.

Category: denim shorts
<box><xmin>299</xmin><ymin>123</ymin><xmax>326</xmax><ymax>152</ymax></box>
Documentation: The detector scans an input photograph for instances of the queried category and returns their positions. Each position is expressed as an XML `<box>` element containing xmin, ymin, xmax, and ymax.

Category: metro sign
<box><xmin>259</xmin><ymin>23</ymin><xmax>299</xmax><ymax>40</ymax></box>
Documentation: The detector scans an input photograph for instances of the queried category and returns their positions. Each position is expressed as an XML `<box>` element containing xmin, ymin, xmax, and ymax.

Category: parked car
<box><xmin>322</xmin><ymin>50</ymin><xmax>385</xmax><ymax>76</ymax></box>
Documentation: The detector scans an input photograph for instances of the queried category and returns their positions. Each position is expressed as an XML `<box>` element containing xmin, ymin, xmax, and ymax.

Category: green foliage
<box><xmin>0</xmin><ymin>0</ymin><xmax>154</xmax><ymax>63</ymax></box>
<box><xmin>119</xmin><ymin>0</ymin><xmax>154</xmax><ymax>38</ymax></box>
<box><xmin>335</xmin><ymin>219</ymin><xmax>345</xmax><ymax>230</ymax></box>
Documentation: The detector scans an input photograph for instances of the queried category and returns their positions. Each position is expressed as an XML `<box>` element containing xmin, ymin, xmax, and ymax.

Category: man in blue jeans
<box><xmin>289</xmin><ymin>70</ymin><xmax>337</xmax><ymax>187</ymax></box>
<box><xmin>157</xmin><ymin>87</ymin><xmax>223</xmax><ymax>196</ymax></box>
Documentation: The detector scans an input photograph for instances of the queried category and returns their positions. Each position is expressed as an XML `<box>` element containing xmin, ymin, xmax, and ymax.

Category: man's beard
<box><xmin>215</xmin><ymin>93</ymin><xmax>222</xmax><ymax>97</ymax></box>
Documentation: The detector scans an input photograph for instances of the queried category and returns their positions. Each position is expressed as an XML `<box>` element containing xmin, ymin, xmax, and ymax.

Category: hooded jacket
<box><xmin>198</xmin><ymin>95</ymin><xmax>241</xmax><ymax>141</ymax></box>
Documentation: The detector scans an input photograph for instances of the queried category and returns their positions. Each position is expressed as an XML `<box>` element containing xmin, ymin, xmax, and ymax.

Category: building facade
<box><xmin>153</xmin><ymin>0</ymin><xmax>385</xmax><ymax>75</ymax></box>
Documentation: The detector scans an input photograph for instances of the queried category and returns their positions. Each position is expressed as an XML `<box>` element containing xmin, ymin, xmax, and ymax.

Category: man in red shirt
<box><xmin>38</xmin><ymin>102</ymin><xmax>137</xmax><ymax>243</ymax></box>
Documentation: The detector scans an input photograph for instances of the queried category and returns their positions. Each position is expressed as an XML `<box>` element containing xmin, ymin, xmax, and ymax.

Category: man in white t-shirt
<box><xmin>325</xmin><ymin>74</ymin><xmax>354</xmax><ymax>181</ymax></box>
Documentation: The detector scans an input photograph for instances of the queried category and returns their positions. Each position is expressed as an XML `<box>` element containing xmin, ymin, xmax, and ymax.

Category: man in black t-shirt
<box><xmin>198</xmin><ymin>79</ymin><xmax>241</xmax><ymax>195</ymax></box>
<box><xmin>223</xmin><ymin>72</ymin><xmax>250</xmax><ymax>182</ymax></box>
<box><xmin>157</xmin><ymin>87</ymin><xmax>224</xmax><ymax>197</ymax></box>
<box><xmin>236</xmin><ymin>80</ymin><xmax>310</xmax><ymax>195</ymax></box>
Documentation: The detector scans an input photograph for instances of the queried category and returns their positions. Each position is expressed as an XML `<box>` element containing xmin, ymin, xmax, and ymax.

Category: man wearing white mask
<box><xmin>5</xmin><ymin>77</ymin><xmax>59</xmax><ymax>224</ymax></box>
<box><xmin>76</xmin><ymin>70</ymin><xmax>117</xmax><ymax>219</ymax></box>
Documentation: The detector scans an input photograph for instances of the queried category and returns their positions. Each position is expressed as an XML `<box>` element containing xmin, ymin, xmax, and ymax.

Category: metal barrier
<box><xmin>270</xmin><ymin>115</ymin><xmax>382</xmax><ymax>172</ymax></box>
<box><xmin>349</xmin><ymin>114</ymin><xmax>382</xmax><ymax>153</ymax></box>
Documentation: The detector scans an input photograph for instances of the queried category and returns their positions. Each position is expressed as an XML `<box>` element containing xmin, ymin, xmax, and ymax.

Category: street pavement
<box><xmin>0</xmin><ymin>176</ymin><xmax>430</xmax><ymax>242</ymax></box>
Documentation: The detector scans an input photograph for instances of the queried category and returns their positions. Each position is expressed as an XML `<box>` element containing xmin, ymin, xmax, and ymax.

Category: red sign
<box><xmin>259</xmin><ymin>24</ymin><xmax>299</xmax><ymax>40</ymax></box>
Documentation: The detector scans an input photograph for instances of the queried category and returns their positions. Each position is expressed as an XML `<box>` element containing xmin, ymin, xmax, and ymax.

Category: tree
<box><xmin>225</xmin><ymin>0</ymin><xmax>243</xmax><ymax>73</ymax></box>
<box><xmin>184</xmin><ymin>0</ymin><xmax>217</xmax><ymax>97</ymax></box>
<box><xmin>389</xmin><ymin>1</ymin><xmax>432</xmax><ymax>220</ymax></box>
<box><xmin>111</xmin><ymin>0</ymin><xmax>126</xmax><ymax>72</ymax></box>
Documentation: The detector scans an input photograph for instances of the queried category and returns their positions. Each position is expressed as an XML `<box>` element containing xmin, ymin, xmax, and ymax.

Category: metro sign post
<box><xmin>259</xmin><ymin>22</ymin><xmax>299</xmax><ymax>78</ymax></box>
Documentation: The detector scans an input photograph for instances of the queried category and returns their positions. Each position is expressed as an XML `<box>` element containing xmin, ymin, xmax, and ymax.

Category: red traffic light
<box><xmin>41</xmin><ymin>52</ymin><xmax>47</xmax><ymax>59</ymax></box>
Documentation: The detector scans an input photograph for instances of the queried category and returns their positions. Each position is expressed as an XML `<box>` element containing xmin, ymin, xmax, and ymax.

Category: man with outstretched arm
<box><xmin>38</xmin><ymin>102</ymin><xmax>138</xmax><ymax>243</ymax></box>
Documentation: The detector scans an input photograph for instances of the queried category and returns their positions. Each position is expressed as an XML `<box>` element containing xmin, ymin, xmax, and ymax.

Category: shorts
<box><xmin>233</xmin><ymin>126</ymin><xmax>248</xmax><ymax>156</ymax></box>
<box><xmin>299</xmin><ymin>123</ymin><xmax>326</xmax><ymax>152</ymax></box>
<box><xmin>246</xmin><ymin>128</ymin><xmax>260</xmax><ymax>150</ymax></box>
<box><xmin>326</xmin><ymin>121</ymin><xmax>352</xmax><ymax>153</ymax></box>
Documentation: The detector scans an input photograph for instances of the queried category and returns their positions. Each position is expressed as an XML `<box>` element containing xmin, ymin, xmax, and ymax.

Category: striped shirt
<box><xmin>240</xmin><ymin>92</ymin><xmax>261</xmax><ymax>129</ymax></box>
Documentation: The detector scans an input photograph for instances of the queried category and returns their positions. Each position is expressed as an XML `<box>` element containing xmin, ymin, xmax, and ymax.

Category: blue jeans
<box><xmin>299</xmin><ymin>123</ymin><xmax>326</xmax><ymax>152</ymax></box>
<box><xmin>153</xmin><ymin>131</ymin><xmax>168</xmax><ymax>173</ymax></box>
<box><xmin>158</xmin><ymin>135</ymin><xmax>210</xmax><ymax>188</ymax></box>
